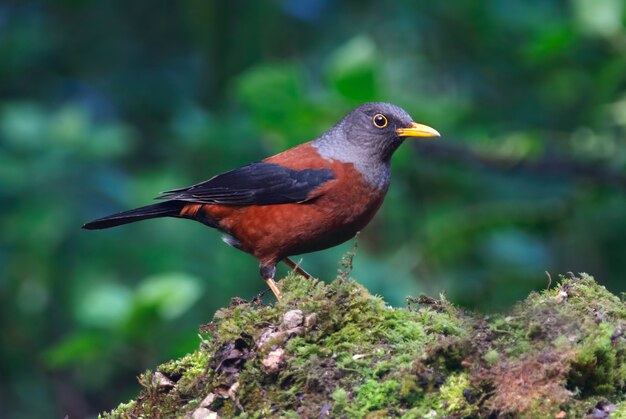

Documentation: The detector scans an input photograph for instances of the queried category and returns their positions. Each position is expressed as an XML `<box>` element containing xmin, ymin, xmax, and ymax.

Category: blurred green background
<box><xmin>2</xmin><ymin>0</ymin><xmax>626</xmax><ymax>416</ymax></box>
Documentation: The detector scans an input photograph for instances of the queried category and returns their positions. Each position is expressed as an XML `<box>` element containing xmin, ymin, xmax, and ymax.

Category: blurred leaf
<box><xmin>75</xmin><ymin>282</ymin><xmax>133</xmax><ymax>329</ymax></box>
<box><xmin>88</xmin><ymin>124</ymin><xmax>136</xmax><ymax>158</ymax></box>
<box><xmin>134</xmin><ymin>272</ymin><xmax>203</xmax><ymax>320</ymax></box>
<box><xmin>610</xmin><ymin>96</ymin><xmax>626</xmax><ymax>127</ymax></box>
<box><xmin>44</xmin><ymin>332</ymin><xmax>110</xmax><ymax>369</ymax></box>
<box><xmin>234</xmin><ymin>63</ymin><xmax>305</xmax><ymax>120</ymax></box>
<box><xmin>0</xmin><ymin>102</ymin><xmax>47</xmax><ymax>151</ymax></box>
<box><xmin>572</xmin><ymin>0</ymin><xmax>625</xmax><ymax>37</ymax></box>
<box><xmin>1</xmin><ymin>101</ymin><xmax>134</xmax><ymax>159</ymax></box>
<box><xmin>327</xmin><ymin>35</ymin><xmax>378</xmax><ymax>102</ymax></box>
<box><xmin>483</xmin><ymin>131</ymin><xmax>544</xmax><ymax>162</ymax></box>
<box><xmin>233</xmin><ymin>62</ymin><xmax>334</xmax><ymax>147</ymax></box>
<box><xmin>49</xmin><ymin>106</ymin><xmax>90</xmax><ymax>146</ymax></box>
<box><xmin>523</xmin><ymin>25</ymin><xmax>574</xmax><ymax>63</ymax></box>
<box><xmin>570</xmin><ymin>127</ymin><xmax>616</xmax><ymax>160</ymax></box>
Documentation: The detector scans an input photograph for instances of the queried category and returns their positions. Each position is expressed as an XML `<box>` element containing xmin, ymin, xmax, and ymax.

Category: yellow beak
<box><xmin>396</xmin><ymin>122</ymin><xmax>441</xmax><ymax>138</ymax></box>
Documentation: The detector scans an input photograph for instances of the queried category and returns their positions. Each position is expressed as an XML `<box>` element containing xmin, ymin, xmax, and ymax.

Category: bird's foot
<box><xmin>283</xmin><ymin>257</ymin><xmax>312</xmax><ymax>280</ymax></box>
<box><xmin>264</xmin><ymin>277</ymin><xmax>282</xmax><ymax>301</ymax></box>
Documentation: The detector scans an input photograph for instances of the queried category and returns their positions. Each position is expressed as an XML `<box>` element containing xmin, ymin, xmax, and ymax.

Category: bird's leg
<box><xmin>259</xmin><ymin>264</ymin><xmax>282</xmax><ymax>301</ymax></box>
<box><xmin>282</xmin><ymin>257</ymin><xmax>312</xmax><ymax>279</ymax></box>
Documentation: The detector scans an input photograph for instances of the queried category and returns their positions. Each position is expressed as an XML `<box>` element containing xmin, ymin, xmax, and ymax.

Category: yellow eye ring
<box><xmin>373</xmin><ymin>114</ymin><xmax>388</xmax><ymax>128</ymax></box>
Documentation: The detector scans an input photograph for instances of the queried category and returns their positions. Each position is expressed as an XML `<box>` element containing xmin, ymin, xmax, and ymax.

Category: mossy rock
<box><xmin>101</xmin><ymin>273</ymin><xmax>626</xmax><ymax>418</ymax></box>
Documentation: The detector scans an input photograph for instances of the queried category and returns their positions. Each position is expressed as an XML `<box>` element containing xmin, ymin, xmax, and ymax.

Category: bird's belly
<box><xmin>214</xmin><ymin>180</ymin><xmax>387</xmax><ymax>264</ymax></box>
<box><xmin>240</xmin><ymin>194</ymin><xmax>385</xmax><ymax>261</ymax></box>
<box><xmin>274</xmin><ymin>204</ymin><xmax>376</xmax><ymax>256</ymax></box>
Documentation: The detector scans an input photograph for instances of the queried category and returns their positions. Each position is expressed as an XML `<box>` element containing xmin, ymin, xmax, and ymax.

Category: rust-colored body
<box><xmin>179</xmin><ymin>143</ymin><xmax>386</xmax><ymax>266</ymax></box>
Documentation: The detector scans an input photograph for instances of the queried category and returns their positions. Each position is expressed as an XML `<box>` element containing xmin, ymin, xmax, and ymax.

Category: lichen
<box><xmin>100</xmin><ymin>272</ymin><xmax>626</xmax><ymax>418</ymax></box>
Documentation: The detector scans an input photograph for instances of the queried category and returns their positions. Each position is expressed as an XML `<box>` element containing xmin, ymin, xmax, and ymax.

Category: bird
<box><xmin>83</xmin><ymin>102</ymin><xmax>440</xmax><ymax>300</ymax></box>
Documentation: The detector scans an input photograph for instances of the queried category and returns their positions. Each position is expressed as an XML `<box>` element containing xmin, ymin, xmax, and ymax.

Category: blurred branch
<box><xmin>413</xmin><ymin>140</ymin><xmax>626</xmax><ymax>190</ymax></box>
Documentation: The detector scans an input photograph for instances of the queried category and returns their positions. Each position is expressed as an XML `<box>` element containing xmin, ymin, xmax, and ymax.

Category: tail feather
<box><xmin>82</xmin><ymin>201</ymin><xmax>184</xmax><ymax>230</ymax></box>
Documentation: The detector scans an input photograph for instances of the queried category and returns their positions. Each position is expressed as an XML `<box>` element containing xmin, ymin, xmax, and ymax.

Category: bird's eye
<box><xmin>373</xmin><ymin>114</ymin><xmax>388</xmax><ymax>128</ymax></box>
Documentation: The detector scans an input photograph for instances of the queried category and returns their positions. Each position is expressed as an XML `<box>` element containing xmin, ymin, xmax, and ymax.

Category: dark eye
<box><xmin>373</xmin><ymin>114</ymin><xmax>388</xmax><ymax>128</ymax></box>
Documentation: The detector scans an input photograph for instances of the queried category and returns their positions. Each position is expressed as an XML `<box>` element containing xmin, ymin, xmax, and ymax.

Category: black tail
<box><xmin>82</xmin><ymin>201</ymin><xmax>184</xmax><ymax>230</ymax></box>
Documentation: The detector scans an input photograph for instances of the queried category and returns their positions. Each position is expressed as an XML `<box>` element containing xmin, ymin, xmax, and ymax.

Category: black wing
<box><xmin>157</xmin><ymin>162</ymin><xmax>335</xmax><ymax>205</ymax></box>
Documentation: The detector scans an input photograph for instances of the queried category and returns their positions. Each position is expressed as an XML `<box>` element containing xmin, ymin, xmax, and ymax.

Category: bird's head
<box><xmin>342</xmin><ymin>102</ymin><xmax>440</xmax><ymax>160</ymax></box>
<box><xmin>315</xmin><ymin>102</ymin><xmax>440</xmax><ymax>166</ymax></box>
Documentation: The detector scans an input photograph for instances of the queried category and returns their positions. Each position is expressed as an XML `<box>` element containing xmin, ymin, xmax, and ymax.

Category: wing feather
<box><xmin>157</xmin><ymin>162</ymin><xmax>335</xmax><ymax>206</ymax></box>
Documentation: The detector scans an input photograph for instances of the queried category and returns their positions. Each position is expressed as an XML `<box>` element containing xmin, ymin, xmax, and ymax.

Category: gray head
<box><xmin>313</xmin><ymin>102</ymin><xmax>440</xmax><ymax>187</ymax></box>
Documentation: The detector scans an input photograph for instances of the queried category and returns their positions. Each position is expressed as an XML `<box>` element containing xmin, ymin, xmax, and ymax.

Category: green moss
<box><xmin>482</xmin><ymin>349</ymin><xmax>499</xmax><ymax>365</ymax></box>
<box><xmin>102</xmin><ymin>400</ymin><xmax>136</xmax><ymax>418</ymax></box>
<box><xmin>101</xmin><ymin>272</ymin><xmax>626</xmax><ymax>418</ymax></box>
<box><xmin>438</xmin><ymin>373</ymin><xmax>477</xmax><ymax>417</ymax></box>
<box><xmin>331</xmin><ymin>387</ymin><xmax>349</xmax><ymax>414</ymax></box>
<box><xmin>614</xmin><ymin>400</ymin><xmax>626</xmax><ymax>417</ymax></box>
<box><xmin>569</xmin><ymin>322</ymin><xmax>626</xmax><ymax>395</ymax></box>
<box><xmin>354</xmin><ymin>379</ymin><xmax>401</xmax><ymax>413</ymax></box>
